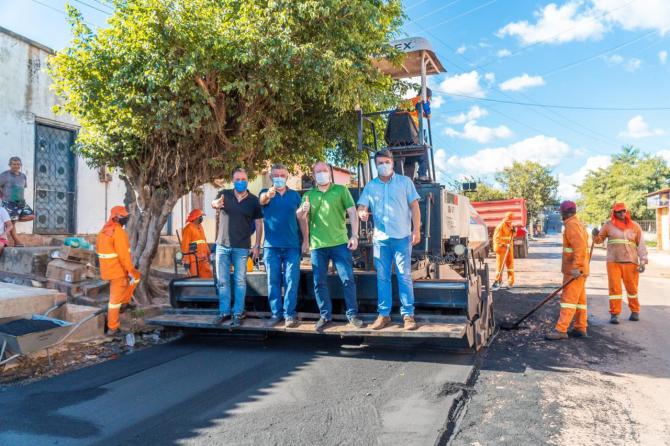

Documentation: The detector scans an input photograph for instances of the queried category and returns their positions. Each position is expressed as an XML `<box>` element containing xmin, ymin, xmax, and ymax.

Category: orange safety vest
<box><xmin>181</xmin><ymin>222</ymin><xmax>210</xmax><ymax>265</ymax></box>
<box><xmin>562</xmin><ymin>215</ymin><xmax>589</xmax><ymax>276</ymax></box>
<box><xmin>493</xmin><ymin>221</ymin><xmax>514</xmax><ymax>252</ymax></box>
<box><xmin>96</xmin><ymin>222</ymin><xmax>140</xmax><ymax>281</ymax></box>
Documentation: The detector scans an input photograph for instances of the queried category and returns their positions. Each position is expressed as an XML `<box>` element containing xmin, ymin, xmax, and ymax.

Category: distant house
<box><xmin>646</xmin><ymin>188</ymin><xmax>669</xmax><ymax>251</ymax></box>
<box><xmin>0</xmin><ymin>27</ymin><xmax>196</xmax><ymax>239</ymax></box>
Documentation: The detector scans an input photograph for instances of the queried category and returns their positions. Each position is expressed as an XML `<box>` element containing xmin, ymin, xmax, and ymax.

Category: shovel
<box><xmin>500</xmin><ymin>240</ymin><xmax>595</xmax><ymax>330</ymax></box>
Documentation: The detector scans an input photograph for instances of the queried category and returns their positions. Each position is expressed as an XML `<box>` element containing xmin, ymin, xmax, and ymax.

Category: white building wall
<box><xmin>0</xmin><ymin>27</ymin><xmax>186</xmax><ymax>236</ymax></box>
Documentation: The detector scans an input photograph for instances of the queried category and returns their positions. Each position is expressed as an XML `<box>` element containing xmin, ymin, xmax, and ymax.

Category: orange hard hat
<box><xmin>109</xmin><ymin>206</ymin><xmax>129</xmax><ymax>219</ymax></box>
<box><xmin>187</xmin><ymin>209</ymin><xmax>204</xmax><ymax>223</ymax></box>
<box><xmin>612</xmin><ymin>202</ymin><xmax>626</xmax><ymax>212</ymax></box>
<box><xmin>504</xmin><ymin>212</ymin><xmax>514</xmax><ymax>222</ymax></box>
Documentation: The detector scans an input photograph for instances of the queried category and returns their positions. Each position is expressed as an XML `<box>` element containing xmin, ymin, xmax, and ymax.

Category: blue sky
<box><xmin>2</xmin><ymin>0</ymin><xmax>669</xmax><ymax>198</ymax></box>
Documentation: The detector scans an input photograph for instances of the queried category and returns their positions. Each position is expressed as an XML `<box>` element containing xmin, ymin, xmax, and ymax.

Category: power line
<box><xmin>423</xmin><ymin>0</ymin><xmax>498</xmax><ymax>32</ymax></box>
<box><xmin>30</xmin><ymin>0</ymin><xmax>98</xmax><ymax>27</ymax></box>
<box><xmin>433</xmin><ymin>90</ymin><xmax>670</xmax><ymax>111</ymax></box>
<box><xmin>405</xmin><ymin>0</ymin><xmax>432</xmax><ymax>12</ymax></box>
<box><xmin>72</xmin><ymin>0</ymin><xmax>112</xmax><ymax>15</ymax></box>
<box><xmin>406</xmin><ymin>0</ymin><xmax>463</xmax><ymax>24</ymax></box>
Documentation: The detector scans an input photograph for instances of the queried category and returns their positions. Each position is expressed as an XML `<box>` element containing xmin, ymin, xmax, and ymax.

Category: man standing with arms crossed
<box><xmin>297</xmin><ymin>161</ymin><xmax>363</xmax><ymax>332</ymax></box>
<box><xmin>259</xmin><ymin>164</ymin><xmax>302</xmax><ymax>328</ymax></box>
<box><xmin>592</xmin><ymin>202</ymin><xmax>648</xmax><ymax>324</ymax></box>
<box><xmin>211</xmin><ymin>168</ymin><xmax>263</xmax><ymax>328</ymax></box>
<box><xmin>357</xmin><ymin>150</ymin><xmax>421</xmax><ymax>330</ymax></box>
<box><xmin>546</xmin><ymin>201</ymin><xmax>590</xmax><ymax>340</ymax></box>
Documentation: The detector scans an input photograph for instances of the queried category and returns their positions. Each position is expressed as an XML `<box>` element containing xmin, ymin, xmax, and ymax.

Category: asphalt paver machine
<box><xmin>149</xmin><ymin>37</ymin><xmax>495</xmax><ymax>350</ymax></box>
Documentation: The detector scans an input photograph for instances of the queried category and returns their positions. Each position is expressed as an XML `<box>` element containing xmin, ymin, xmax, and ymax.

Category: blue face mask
<box><xmin>234</xmin><ymin>180</ymin><xmax>248</xmax><ymax>193</ymax></box>
<box><xmin>272</xmin><ymin>177</ymin><xmax>287</xmax><ymax>189</ymax></box>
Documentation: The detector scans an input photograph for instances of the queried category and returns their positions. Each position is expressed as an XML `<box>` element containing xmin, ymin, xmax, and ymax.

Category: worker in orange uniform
<box><xmin>492</xmin><ymin>212</ymin><xmax>515</xmax><ymax>290</ymax></box>
<box><xmin>180</xmin><ymin>209</ymin><xmax>213</xmax><ymax>278</ymax></box>
<box><xmin>96</xmin><ymin>206</ymin><xmax>140</xmax><ymax>336</ymax></box>
<box><xmin>592</xmin><ymin>202</ymin><xmax>648</xmax><ymax>324</ymax></box>
<box><xmin>546</xmin><ymin>201</ymin><xmax>590</xmax><ymax>340</ymax></box>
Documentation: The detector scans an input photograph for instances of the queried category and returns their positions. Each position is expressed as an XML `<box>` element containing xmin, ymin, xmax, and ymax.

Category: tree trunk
<box><xmin>123</xmin><ymin>174</ymin><xmax>182</xmax><ymax>304</ymax></box>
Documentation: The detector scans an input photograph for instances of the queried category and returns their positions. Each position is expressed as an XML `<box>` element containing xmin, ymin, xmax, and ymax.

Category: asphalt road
<box><xmin>0</xmin><ymin>335</ymin><xmax>474</xmax><ymax>445</ymax></box>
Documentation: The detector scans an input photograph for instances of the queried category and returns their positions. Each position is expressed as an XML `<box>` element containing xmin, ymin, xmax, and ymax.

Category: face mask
<box><xmin>196</xmin><ymin>216</ymin><xmax>204</xmax><ymax>224</ymax></box>
<box><xmin>234</xmin><ymin>180</ymin><xmax>248</xmax><ymax>193</ymax></box>
<box><xmin>117</xmin><ymin>217</ymin><xmax>129</xmax><ymax>226</ymax></box>
<box><xmin>272</xmin><ymin>177</ymin><xmax>287</xmax><ymax>189</ymax></box>
<box><xmin>315</xmin><ymin>172</ymin><xmax>330</xmax><ymax>186</ymax></box>
<box><xmin>377</xmin><ymin>163</ymin><xmax>393</xmax><ymax>177</ymax></box>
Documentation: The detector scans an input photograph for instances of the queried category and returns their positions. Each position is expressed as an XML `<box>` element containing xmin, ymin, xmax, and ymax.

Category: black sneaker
<box><xmin>231</xmin><ymin>315</ymin><xmax>242</xmax><ymax>328</ymax></box>
<box><xmin>266</xmin><ymin>315</ymin><xmax>282</xmax><ymax>327</ymax></box>
<box><xmin>348</xmin><ymin>316</ymin><xmax>364</xmax><ymax>328</ymax></box>
<box><xmin>629</xmin><ymin>312</ymin><xmax>640</xmax><ymax>321</ymax></box>
<box><xmin>610</xmin><ymin>314</ymin><xmax>620</xmax><ymax>325</ymax></box>
<box><xmin>214</xmin><ymin>314</ymin><xmax>231</xmax><ymax>325</ymax></box>
<box><xmin>315</xmin><ymin>317</ymin><xmax>330</xmax><ymax>333</ymax></box>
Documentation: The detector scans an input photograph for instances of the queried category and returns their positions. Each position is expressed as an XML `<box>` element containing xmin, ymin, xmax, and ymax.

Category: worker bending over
<box><xmin>546</xmin><ymin>201</ymin><xmax>589</xmax><ymax>340</ymax></box>
<box><xmin>96</xmin><ymin>206</ymin><xmax>140</xmax><ymax>336</ymax></box>
<box><xmin>592</xmin><ymin>202</ymin><xmax>648</xmax><ymax>324</ymax></box>
<box><xmin>181</xmin><ymin>209</ymin><xmax>213</xmax><ymax>278</ymax></box>
<box><xmin>492</xmin><ymin>212</ymin><xmax>515</xmax><ymax>290</ymax></box>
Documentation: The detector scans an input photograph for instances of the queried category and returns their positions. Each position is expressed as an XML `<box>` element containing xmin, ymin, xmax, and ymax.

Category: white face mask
<box><xmin>315</xmin><ymin>171</ymin><xmax>330</xmax><ymax>186</ymax></box>
<box><xmin>377</xmin><ymin>162</ymin><xmax>393</xmax><ymax>177</ymax></box>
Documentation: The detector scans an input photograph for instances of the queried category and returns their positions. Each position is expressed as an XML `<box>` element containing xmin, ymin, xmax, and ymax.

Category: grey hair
<box><xmin>270</xmin><ymin>163</ymin><xmax>288</xmax><ymax>172</ymax></box>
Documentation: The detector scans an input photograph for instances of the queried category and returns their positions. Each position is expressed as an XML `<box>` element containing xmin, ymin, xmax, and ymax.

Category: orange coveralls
<box><xmin>181</xmin><ymin>219</ymin><xmax>212</xmax><ymax>278</ymax></box>
<box><xmin>493</xmin><ymin>213</ymin><xmax>515</xmax><ymax>286</ymax></box>
<box><xmin>96</xmin><ymin>211</ymin><xmax>140</xmax><ymax>331</ymax></box>
<box><xmin>594</xmin><ymin>217</ymin><xmax>648</xmax><ymax>315</ymax></box>
<box><xmin>555</xmin><ymin>215</ymin><xmax>590</xmax><ymax>333</ymax></box>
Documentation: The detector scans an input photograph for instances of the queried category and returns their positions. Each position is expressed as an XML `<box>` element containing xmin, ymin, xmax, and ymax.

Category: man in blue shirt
<box><xmin>259</xmin><ymin>164</ymin><xmax>302</xmax><ymax>328</ymax></box>
<box><xmin>357</xmin><ymin>149</ymin><xmax>422</xmax><ymax>330</ymax></box>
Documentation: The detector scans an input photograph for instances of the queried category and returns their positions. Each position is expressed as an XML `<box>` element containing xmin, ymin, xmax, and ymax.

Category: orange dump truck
<box><xmin>471</xmin><ymin>198</ymin><xmax>529</xmax><ymax>258</ymax></box>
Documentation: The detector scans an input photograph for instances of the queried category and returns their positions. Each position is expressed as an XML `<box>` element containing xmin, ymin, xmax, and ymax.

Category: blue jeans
<box><xmin>215</xmin><ymin>245</ymin><xmax>248</xmax><ymax>316</ymax></box>
<box><xmin>373</xmin><ymin>236</ymin><xmax>415</xmax><ymax>317</ymax></box>
<box><xmin>311</xmin><ymin>243</ymin><xmax>358</xmax><ymax>320</ymax></box>
<box><xmin>264</xmin><ymin>247</ymin><xmax>301</xmax><ymax>319</ymax></box>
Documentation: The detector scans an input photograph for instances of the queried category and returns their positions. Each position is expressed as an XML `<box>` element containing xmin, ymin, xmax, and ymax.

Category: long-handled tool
<box><xmin>492</xmin><ymin>239</ymin><xmax>513</xmax><ymax>291</ymax></box>
<box><xmin>500</xmin><ymin>240</ymin><xmax>595</xmax><ymax>330</ymax></box>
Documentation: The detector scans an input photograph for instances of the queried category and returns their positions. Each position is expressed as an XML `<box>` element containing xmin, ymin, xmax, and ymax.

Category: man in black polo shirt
<box><xmin>211</xmin><ymin>167</ymin><xmax>263</xmax><ymax>327</ymax></box>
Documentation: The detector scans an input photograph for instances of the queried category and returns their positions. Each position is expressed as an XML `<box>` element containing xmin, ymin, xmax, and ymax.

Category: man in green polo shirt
<box><xmin>297</xmin><ymin>161</ymin><xmax>363</xmax><ymax>332</ymax></box>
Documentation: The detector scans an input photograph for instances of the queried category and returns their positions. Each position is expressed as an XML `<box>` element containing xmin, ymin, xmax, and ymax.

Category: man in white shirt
<box><xmin>0</xmin><ymin>205</ymin><xmax>12</xmax><ymax>256</ymax></box>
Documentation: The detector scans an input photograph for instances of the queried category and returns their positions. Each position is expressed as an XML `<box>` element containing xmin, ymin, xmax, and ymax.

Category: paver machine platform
<box><xmin>149</xmin><ymin>37</ymin><xmax>495</xmax><ymax>350</ymax></box>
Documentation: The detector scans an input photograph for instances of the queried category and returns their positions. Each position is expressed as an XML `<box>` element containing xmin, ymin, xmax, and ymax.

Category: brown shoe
<box><xmin>370</xmin><ymin>316</ymin><xmax>391</xmax><ymax>330</ymax></box>
<box><xmin>403</xmin><ymin>315</ymin><xmax>418</xmax><ymax>330</ymax></box>
<box><xmin>545</xmin><ymin>329</ymin><xmax>568</xmax><ymax>341</ymax></box>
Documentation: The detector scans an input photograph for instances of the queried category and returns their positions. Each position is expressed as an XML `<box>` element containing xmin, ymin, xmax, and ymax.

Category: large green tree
<box><xmin>577</xmin><ymin>146</ymin><xmax>670</xmax><ymax>225</ymax></box>
<box><xmin>50</xmin><ymin>0</ymin><xmax>403</xmax><ymax>301</ymax></box>
<box><xmin>495</xmin><ymin>161</ymin><xmax>559</xmax><ymax>222</ymax></box>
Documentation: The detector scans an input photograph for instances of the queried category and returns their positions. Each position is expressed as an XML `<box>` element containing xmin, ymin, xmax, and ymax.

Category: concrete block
<box><xmin>151</xmin><ymin>244</ymin><xmax>181</xmax><ymax>269</ymax></box>
<box><xmin>0</xmin><ymin>282</ymin><xmax>66</xmax><ymax>318</ymax></box>
<box><xmin>0</xmin><ymin>247</ymin><xmax>56</xmax><ymax>276</ymax></box>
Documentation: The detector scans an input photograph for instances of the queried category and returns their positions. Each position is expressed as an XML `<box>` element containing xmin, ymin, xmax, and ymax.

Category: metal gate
<box><xmin>34</xmin><ymin>124</ymin><xmax>76</xmax><ymax>234</ymax></box>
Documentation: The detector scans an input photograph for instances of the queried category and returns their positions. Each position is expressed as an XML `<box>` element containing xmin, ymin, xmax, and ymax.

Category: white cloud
<box><xmin>497</xmin><ymin>49</ymin><xmax>512</xmax><ymax>58</ymax></box>
<box><xmin>457</xmin><ymin>45</ymin><xmax>467</xmax><ymax>54</ymax></box>
<box><xmin>447</xmin><ymin>106</ymin><xmax>488</xmax><ymax>124</ymax></box>
<box><xmin>445</xmin><ymin>121</ymin><xmax>513</xmax><ymax>144</ymax></box>
<box><xmin>497</xmin><ymin>1</ymin><xmax>606</xmax><ymax>45</ymax></box>
<box><xmin>431</xmin><ymin>95</ymin><xmax>444</xmax><ymax>109</ymax></box>
<box><xmin>484</xmin><ymin>72</ymin><xmax>496</xmax><ymax>83</ymax></box>
<box><xmin>655</xmin><ymin>149</ymin><xmax>670</xmax><ymax>164</ymax></box>
<box><xmin>592</xmin><ymin>0</ymin><xmax>670</xmax><ymax>35</ymax></box>
<box><xmin>434</xmin><ymin>135</ymin><xmax>573</xmax><ymax>179</ymax></box>
<box><xmin>604</xmin><ymin>54</ymin><xmax>642</xmax><ymax>71</ymax></box>
<box><xmin>499</xmin><ymin>74</ymin><xmax>546</xmax><ymax>91</ymax></box>
<box><xmin>498</xmin><ymin>1</ymin><xmax>670</xmax><ymax>46</ymax></box>
<box><xmin>557</xmin><ymin>155</ymin><xmax>611</xmax><ymax>199</ymax></box>
<box><xmin>439</xmin><ymin>70</ymin><xmax>488</xmax><ymax>98</ymax></box>
<box><xmin>619</xmin><ymin>115</ymin><xmax>665</xmax><ymax>138</ymax></box>
<box><xmin>659</xmin><ymin>50</ymin><xmax>668</xmax><ymax>64</ymax></box>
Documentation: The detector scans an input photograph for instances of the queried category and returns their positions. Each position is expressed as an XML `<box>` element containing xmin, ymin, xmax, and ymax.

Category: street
<box><xmin>1</xmin><ymin>235</ymin><xmax>668</xmax><ymax>446</ymax></box>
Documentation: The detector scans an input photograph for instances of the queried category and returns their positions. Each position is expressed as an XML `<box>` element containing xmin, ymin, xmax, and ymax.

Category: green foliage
<box><xmin>49</xmin><ymin>0</ymin><xmax>404</xmax><ymax>191</ymax></box>
<box><xmin>495</xmin><ymin>161</ymin><xmax>559</xmax><ymax>221</ymax></box>
<box><xmin>577</xmin><ymin>146</ymin><xmax>670</xmax><ymax>224</ymax></box>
